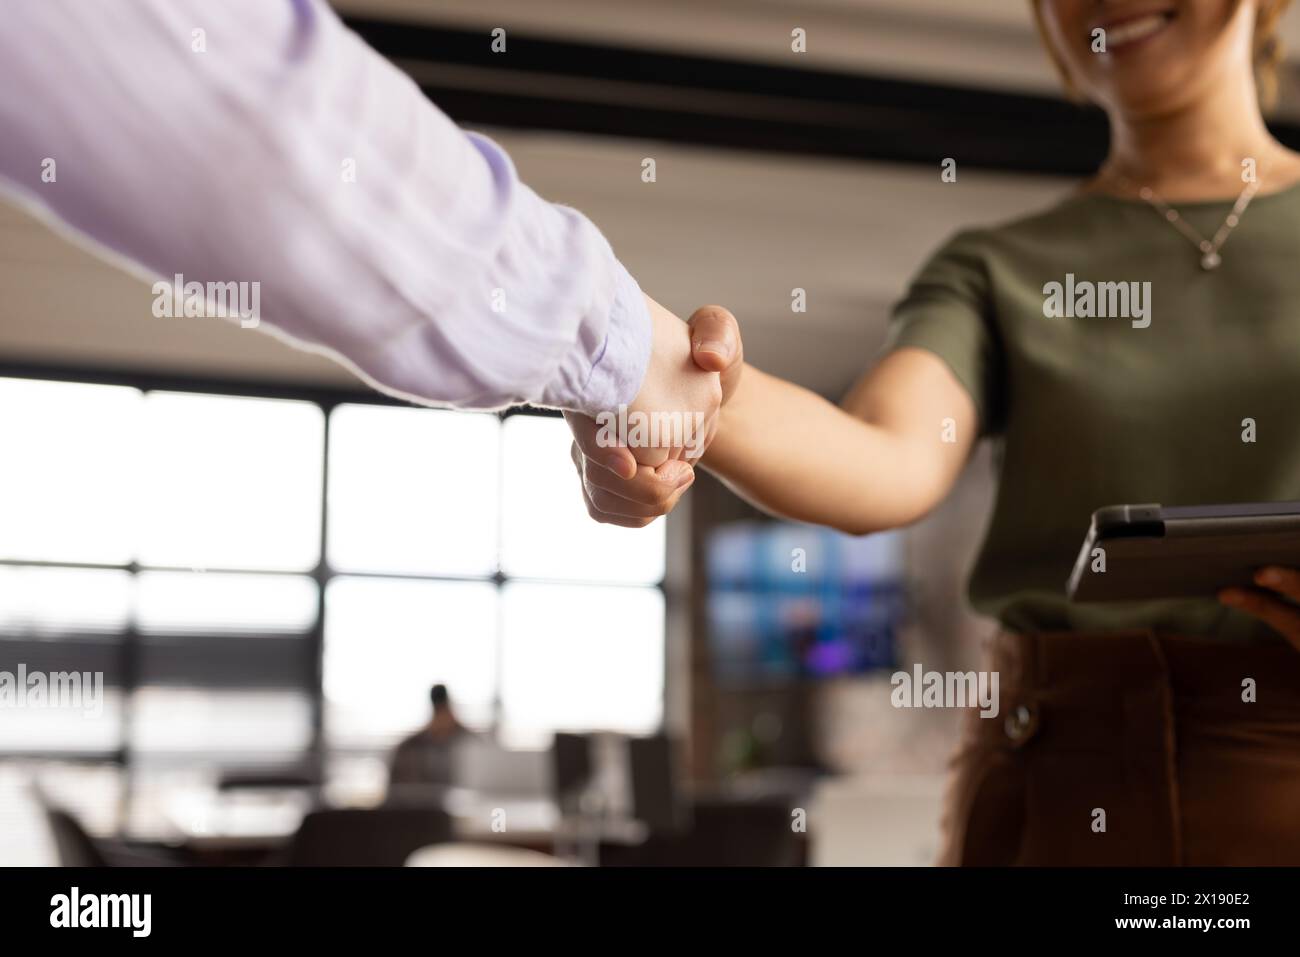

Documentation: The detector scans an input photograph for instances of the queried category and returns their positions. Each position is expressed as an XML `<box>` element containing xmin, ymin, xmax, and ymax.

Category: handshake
<box><xmin>565</xmin><ymin>296</ymin><xmax>743</xmax><ymax>527</ymax></box>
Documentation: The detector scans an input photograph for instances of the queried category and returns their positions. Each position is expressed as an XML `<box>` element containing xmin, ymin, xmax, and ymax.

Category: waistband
<box><xmin>970</xmin><ymin>628</ymin><xmax>1300</xmax><ymax>757</ymax></box>
<box><xmin>991</xmin><ymin>628</ymin><xmax>1300</xmax><ymax>702</ymax></box>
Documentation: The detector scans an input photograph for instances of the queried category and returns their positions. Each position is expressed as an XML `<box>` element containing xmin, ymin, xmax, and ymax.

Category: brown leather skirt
<box><xmin>941</xmin><ymin>629</ymin><xmax>1300</xmax><ymax>865</ymax></box>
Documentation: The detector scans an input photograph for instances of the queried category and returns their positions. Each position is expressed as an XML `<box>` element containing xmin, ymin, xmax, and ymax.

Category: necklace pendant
<box><xmin>1200</xmin><ymin>251</ymin><xmax>1222</xmax><ymax>270</ymax></box>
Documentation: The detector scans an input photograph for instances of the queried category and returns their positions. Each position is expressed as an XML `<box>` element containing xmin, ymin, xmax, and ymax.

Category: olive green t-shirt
<box><xmin>885</xmin><ymin>185</ymin><xmax>1300</xmax><ymax>642</ymax></box>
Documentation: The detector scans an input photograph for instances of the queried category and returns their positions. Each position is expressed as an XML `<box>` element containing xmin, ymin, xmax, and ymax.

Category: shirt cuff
<box><xmin>544</xmin><ymin>257</ymin><xmax>652</xmax><ymax>416</ymax></box>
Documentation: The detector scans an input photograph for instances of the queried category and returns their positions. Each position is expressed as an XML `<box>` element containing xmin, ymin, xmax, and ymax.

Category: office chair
<box><xmin>680</xmin><ymin>795</ymin><xmax>804</xmax><ymax>866</ymax></box>
<box><xmin>551</xmin><ymin>732</ymin><xmax>598</xmax><ymax>865</ymax></box>
<box><xmin>43</xmin><ymin>805</ymin><xmax>109</xmax><ymax>867</ymax></box>
<box><xmin>551</xmin><ymin>732</ymin><xmax>593</xmax><ymax>813</ymax></box>
<box><xmin>282</xmin><ymin>806</ymin><xmax>453</xmax><ymax>866</ymax></box>
<box><xmin>217</xmin><ymin>766</ymin><xmax>318</xmax><ymax>792</ymax></box>
<box><xmin>599</xmin><ymin>794</ymin><xmax>804</xmax><ymax>867</ymax></box>
<box><xmin>628</xmin><ymin>733</ymin><xmax>686</xmax><ymax>833</ymax></box>
<box><xmin>39</xmin><ymin>797</ymin><xmax>188</xmax><ymax>867</ymax></box>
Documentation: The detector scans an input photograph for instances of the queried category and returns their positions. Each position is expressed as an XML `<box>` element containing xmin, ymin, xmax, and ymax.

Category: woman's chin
<box><xmin>1096</xmin><ymin>69</ymin><xmax>1198</xmax><ymax>115</ymax></box>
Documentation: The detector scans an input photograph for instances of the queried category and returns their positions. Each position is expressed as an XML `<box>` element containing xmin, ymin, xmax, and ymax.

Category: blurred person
<box><xmin>573</xmin><ymin>0</ymin><xmax>1300</xmax><ymax>865</ymax></box>
<box><xmin>387</xmin><ymin>684</ymin><xmax>467</xmax><ymax>797</ymax></box>
<box><xmin>0</xmin><ymin>0</ymin><xmax>741</xmax><ymax>490</ymax></box>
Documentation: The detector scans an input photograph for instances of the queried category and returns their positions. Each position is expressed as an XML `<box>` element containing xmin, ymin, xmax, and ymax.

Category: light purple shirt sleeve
<box><xmin>0</xmin><ymin>0</ymin><xmax>651</xmax><ymax>415</ymax></box>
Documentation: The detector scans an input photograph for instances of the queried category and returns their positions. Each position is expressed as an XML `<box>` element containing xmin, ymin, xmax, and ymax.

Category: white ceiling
<box><xmin>337</xmin><ymin>0</ymin><xmax>1300</xmax><ymax>101</ymax></box>
<box><xmin>520</xmin><ymin>133</ymin><xmax>1066</xmax><ymax>392</ymax></box>
<box><xmin>339</xmin><ymin>0</ymin><xmax>1060</xmax><ymax>93</ymax></box>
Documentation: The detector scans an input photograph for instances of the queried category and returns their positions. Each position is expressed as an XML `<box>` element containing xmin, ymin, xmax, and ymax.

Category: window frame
<box><xmin>0</xmin><ymin>362</ymin><xmax>668</xmax><ymax>806</ymax></box>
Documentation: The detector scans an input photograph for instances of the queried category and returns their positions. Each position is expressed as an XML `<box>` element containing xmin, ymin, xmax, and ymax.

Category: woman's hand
<box><xmin>1220</xmin><ymin>568</ymin><xmax>1300</xmax><ymax>649</ymax></box>
<box><xmin>565</xmin><ymin>302</ymin><xmax>742</xmax><ymax>527</ymax></box>
<box><xmin>566</xmin><ymin>444</ymin><xmax>697</xmax><ymax>528</ymax></box>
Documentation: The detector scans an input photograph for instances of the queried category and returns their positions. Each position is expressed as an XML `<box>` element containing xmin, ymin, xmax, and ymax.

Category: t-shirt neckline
<box><xmin>1072</xmin><ymin>178</ymin><xmax>1300</xmax><ymax>210</ymax></box>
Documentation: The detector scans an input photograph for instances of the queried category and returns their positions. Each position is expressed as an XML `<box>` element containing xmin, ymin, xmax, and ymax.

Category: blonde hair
<box><xmin>1031</xmin><ymin>0</ymin><xmax>1292</xmax><ymax>109</ymax></box>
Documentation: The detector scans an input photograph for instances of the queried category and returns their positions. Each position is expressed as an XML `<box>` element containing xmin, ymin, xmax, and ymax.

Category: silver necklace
<box><xmin>1111</xmin><ymin>172</ymin><xmax>1261</xmax><ymax>271</ymax></box>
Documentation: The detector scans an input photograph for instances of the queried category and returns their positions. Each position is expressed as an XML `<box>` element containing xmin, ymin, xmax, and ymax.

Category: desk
<box><xmin>163</xmin><ymin>788</ymin><xmax>305</xmax><ymax>861</ymax></box>
<box><xmin>163</xmin><ymin>787</ymin><xmax>565</xmax><ymax>858</ymax></box>
<box><xmin>406</xmin><ymin>843</ymin><xmax>572</xmax><ymax>867</ymax></box>
<box><xmin>441</xmin><ymin>788</ymin><xmax>559</xmax><ymax>843</ymax></box>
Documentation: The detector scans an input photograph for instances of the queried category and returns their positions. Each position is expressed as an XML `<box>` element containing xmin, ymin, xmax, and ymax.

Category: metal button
<box><xmin>1003</xmin><ymin>703</ymin><xmax>1038</xmax><ymax>746</ymax></box>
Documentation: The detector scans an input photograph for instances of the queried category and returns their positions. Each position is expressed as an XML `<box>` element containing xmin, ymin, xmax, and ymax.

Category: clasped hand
<box><xmin>565</xmin><ymin>296</ymin><xmax>742</xmax><ymax>527</ymax></box>
<box><xmin>1221</xmin><ymin>570</ymin><xmax>1300</xmax><ymax>650</ymax></box>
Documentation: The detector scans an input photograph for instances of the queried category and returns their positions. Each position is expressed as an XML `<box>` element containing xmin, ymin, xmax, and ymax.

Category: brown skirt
<box><xmin>940</xmin><ymin>629</ymin><xmax>1300</xmax><ymax>865</ymax></box>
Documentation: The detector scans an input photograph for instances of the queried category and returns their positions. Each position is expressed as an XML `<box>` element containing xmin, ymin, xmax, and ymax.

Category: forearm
<box><xmin>0</xmin><ymin>0</ymin><xmax>648</xmax><ymax>414</ymax></box>
<box><xmin>703</xmin><ymin>361</ymin><xmax>967</xmax><ymax>534</ymax></box>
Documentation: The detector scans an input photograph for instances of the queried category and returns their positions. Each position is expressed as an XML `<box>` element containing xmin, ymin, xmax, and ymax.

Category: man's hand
<box><xmin>564</xmin><ymin>298</ymin><xmax>742</xmax><ymax>527</ymax></box>
<box><xmin>1221</xmin><ymin>567</ymin><xmax>1300</xmax><ymax>650</ymax></box>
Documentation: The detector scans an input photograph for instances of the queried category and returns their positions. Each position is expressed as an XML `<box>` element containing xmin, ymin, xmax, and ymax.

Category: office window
<box><xmin>0</xmin><ymin>379</ymin><xmax>325</xmax><ymax>770</ymax></box>
<box><xmin>0</xmin><ymin>377</ymin><xmax>667</xmax><ymax>792</ymax></box>
<box><xmin>0</xmin><ymin>379</ymin><xmax>142</xmax><ymax>565</ymax></box>
<box><xmin>0</xmin><ymin>566</ymin><xmax>130</xmax><ymax>755</ymax></box>
<box><xmin>324</xmin><ymin>577</ymin><xmax>498</xmax><ymax>747</ymax></box>
<box><xmin>131</xmin><ymin>689</ymin><xmax>314</xmax><ymax>756</ymax></box>
<box><xmin>0</xmin><ymin>691</ymin><xmax>125</xmax><ymax>754</ymax></box>
<box><xmin>500</xmin><ymin>583</ymin><xmax>664</xmax><ymax>746</ymax></box>
<box><xmin>0</xmin><ymin>566</ymin><xmax>133</xmax><ymax>636</ymax></box>
<box><xmin>322</xmin><ymin>407</ymin><xmax>666</xmax><ymax>751</ymax></box>
<box><xmin>137</xmin><ymin>393</ymin><xmax>324</xmax><ymax>571</ymax></box>
<box><xmin>501</xmin><ymin>415</ymin><xmax>666</xmax><ymax>583</ymax></box>
<box><xmin>136</xmin><ymin>571</ymin><xmax>318</xmax><ymax>635</ymax></box>
<box><xmin>327</xmin><ymin>404</ymin><xmax>499</xmax><ymax>576</ymax></box>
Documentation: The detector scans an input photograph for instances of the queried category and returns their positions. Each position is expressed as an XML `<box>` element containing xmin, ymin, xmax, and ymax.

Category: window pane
<box><xmin>126</xmin><ymin>765</ymin><xmax>312</xmax><ymax>844</ymax></box>
<box><xmin>327</xmin><ymin>405</ymin><xmax>499</xmax><ymax>576</ymax></box>
<box><xmin>0</xmin><ymin>690</ymin><xmax>123</xmax><ymax>753</ymax></box>
<box><xmin>136</xmin><ymin>571</ymin><xmax>317</xmax><ymax>634</ymax></box>
<box><xmin>0</xmin><ymin>378</ymin><xmax>141</xmax><ymax>564</ymax></box>
<box><xmin>132</xmin><ymin>689</ymin><xmax>312</xmax><ymax>757</ymax></box>
<box><xmin>500</xmin><ymin>416</ymin><xmax>665</xmax><ymax>584</ymax></box>
<box><xmin>500</xmin><ymin>582</ymin><xmax>663</xmax><ymax>745</ymax></box>
<box><xmin>0</xmin><ymin>567</ymin><xmax>132</xmax><ymax>635</ymax></box>
<box><xmin>137</xmin><ymin>393</ymin><xmax>323</xmax><ymax>571</ymax></box>
<box><xmin>324</xmin><ymin>577</ymin><xmax>496</xmax><ymax>749</ymax></box>
<box><xmin>3</xmin><ymin>764</ymin><xmax>124</xmax><ymax>864</ymax></box>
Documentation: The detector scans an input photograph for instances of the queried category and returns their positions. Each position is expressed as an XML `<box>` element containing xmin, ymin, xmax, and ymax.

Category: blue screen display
<box><xmin>706</xmin><ymin>521</ymin><xmax>907</xmax><ymax>685</ymax></box>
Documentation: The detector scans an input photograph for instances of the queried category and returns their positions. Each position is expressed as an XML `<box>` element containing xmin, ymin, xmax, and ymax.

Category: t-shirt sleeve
<box><xmin>880</xmin><ymin>229</ymin><xmax>1003</xmax><ymax>436</ymax></box>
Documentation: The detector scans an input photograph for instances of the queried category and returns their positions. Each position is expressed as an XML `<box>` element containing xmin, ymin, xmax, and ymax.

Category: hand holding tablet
<box><xmin>1067</xmin><ymin>501</ymin><xmax>1300</xmax><ymax>647</ymax></box>
<box><xmin>1068</xmin><ymin>502</ymin><xmax>1300</xmax><ymax>601</ymax></box>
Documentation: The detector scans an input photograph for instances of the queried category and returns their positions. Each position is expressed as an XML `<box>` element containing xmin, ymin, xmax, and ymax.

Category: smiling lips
<box><xmin>1097</xmin><ymin>10</ymin><xmax>1175</xmax><ymax>51</ymax></box>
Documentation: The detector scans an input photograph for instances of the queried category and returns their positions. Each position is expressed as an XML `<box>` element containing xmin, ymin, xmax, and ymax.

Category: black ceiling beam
<box><xmin>344</xmin><ymin>17</ymin><xmax>1107</xmax><ymax>174</ymax></box>
<box><xmin>343</xmin><ymin>17</ymin><xmax>1300</xmax><ymax>176</ymax></box>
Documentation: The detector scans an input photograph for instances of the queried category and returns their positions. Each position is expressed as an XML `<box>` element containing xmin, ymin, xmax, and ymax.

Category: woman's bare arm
<box><xmin>700</xmin><ymin>348</ymin><xmax>978</xmax><ymax>534</ymax></box>
<box><xmin>569</xmin><ymin>344</ymin><xmax>978</xmax><ymax>534</ymax></box>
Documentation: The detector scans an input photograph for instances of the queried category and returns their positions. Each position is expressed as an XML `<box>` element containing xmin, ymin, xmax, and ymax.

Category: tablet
<box><xmin>1066</xmin><ymin>502</ymin><xmax>1300</xmax><ymax>602</ymax></box>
